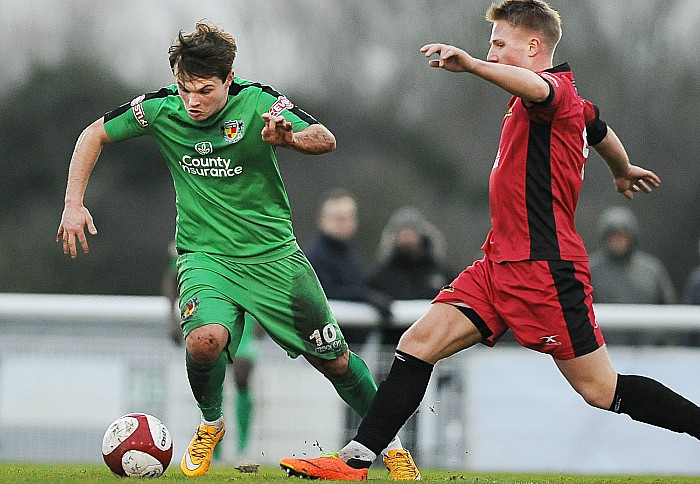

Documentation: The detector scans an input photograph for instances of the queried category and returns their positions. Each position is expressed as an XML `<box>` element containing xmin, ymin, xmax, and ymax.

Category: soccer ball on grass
<box><xmin>102</xmin><ymin>413</ymin><xmax>173</xmax><ymax>478</ymax></box>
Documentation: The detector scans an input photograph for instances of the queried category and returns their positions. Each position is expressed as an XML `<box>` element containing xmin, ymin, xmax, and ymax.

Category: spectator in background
<box><xmin>681</xmin><ymin>236</ymin><xmax>700</xmax><ymax>305</ymax></box>
<box><xmin>305</xmin><ymin>188</ymin><xmax>392</xmax><ymax>347</ymax></box>
<box><xmin>589</xmin><ymin>206</ymin><xmax>676</xmax><ymax>305</ymax></box>
<box><xmin>589</xmin><ymin>206</ymin><xmax>676</xmax><ymax>345</ymax></box>
<box><xmin>368</xmin><ymin>207</ymin><xmax>453</xmax><ymax>345</ymax></box>
<box><xmin>162</xmin><ymin>242</ymin><xmax>259</xmax><ymax>469</ymax></box>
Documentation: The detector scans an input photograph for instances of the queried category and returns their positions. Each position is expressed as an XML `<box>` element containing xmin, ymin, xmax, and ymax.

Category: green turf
<box><xmin>0</xmin><ymin>463</ymin><xmax>698</xmax><ymax>483</ymax></box>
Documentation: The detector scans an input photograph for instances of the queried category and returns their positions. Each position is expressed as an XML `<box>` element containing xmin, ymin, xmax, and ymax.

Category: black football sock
<box><xmin>352</xmin><ymin>350</ymin><xmax>434</xmax><ymax>456</ymax></box>
<box><xmin>610</xmin><ymin>374</ymin><xmax>700</xmax><ymax>439</ymax></box>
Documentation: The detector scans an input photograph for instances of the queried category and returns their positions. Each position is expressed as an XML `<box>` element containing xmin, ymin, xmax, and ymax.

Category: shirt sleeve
<box><xmin>103</xmin><ymin>94</ymin><xmax>151</xmax><ymax>142</ymax></box>
<box><xmin>522</xmin><ymin>72</ymin><xmax>563</xmax><ymax>121</ymax></box>
<box><xmin>103</xmin><ymin>86</ymin><xmax>173</xmax><ymax>142</ymax></box>
<box><xmin>582</xmin><ymin>100</ymin><xmax>608</xmax><ymax>146</ymax></box>
<box><xmin>256</xmin><ymin>88</ymin><xmax>318</xmax><ymax>132</ymax></box>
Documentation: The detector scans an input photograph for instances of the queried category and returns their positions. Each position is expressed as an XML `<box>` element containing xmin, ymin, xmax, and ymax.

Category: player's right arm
<box><xmin>420</xmin><ymin>43</ymin><xmax>550</xmax><ymax>103</ymax></box>
<box><xmin>56</xmin><ymin>117</ymin><xmax>112</xmax><ymax>259</ymax></box>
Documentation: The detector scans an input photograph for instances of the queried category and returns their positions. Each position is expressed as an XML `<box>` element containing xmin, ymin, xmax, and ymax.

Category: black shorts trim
<box><xmin>455</xmin><ymin>306</ymin><xmax>493</xmax><ymax>340</ymax></box>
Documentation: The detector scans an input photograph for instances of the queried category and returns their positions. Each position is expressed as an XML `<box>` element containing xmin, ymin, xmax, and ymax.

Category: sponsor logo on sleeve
<box><xmin>269</xmin><ymin>96</ymin><xmax>294</xmax><ymax>116</ymax></box>
<box><xmin>130</xmin><ymin>94</ymin><xmax>148</xmax><ymax>127</ymax></box>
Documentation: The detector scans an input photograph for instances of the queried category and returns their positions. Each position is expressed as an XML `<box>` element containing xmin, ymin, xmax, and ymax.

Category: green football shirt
<box><xmin>103</xmin><ymin>77</ymin><xmax>318</xmax><ymax>262</ymax></box>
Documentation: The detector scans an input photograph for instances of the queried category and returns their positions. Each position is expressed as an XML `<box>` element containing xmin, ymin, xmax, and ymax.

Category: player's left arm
<box><xmin>592</xmin><ymin>127</ymin><xmax>660</xmax><ymax>200</ymax></box>
<box><xmin>261</xmin><ymin>112</ymin><xmax>336</xmax><ymax>154</ymax></box>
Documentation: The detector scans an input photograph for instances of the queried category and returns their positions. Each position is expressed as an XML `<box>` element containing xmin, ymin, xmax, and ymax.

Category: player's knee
<box><xmin>577</xmin><ymin>384</ymin><xmax>615</xmax><ymax>410</ymax></box>
<box><xmin>186</xmin><ymin>324</ymin><xmax>228</xmax><ymax>365</ymax></box>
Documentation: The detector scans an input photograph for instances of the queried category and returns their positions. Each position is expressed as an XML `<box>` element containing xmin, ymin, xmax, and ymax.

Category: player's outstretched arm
<box><xmin>420</xmin><ymin>43</ymin><xmax>550</xmax><ymax>103</ymax></box>
<box><xmin>261</xmin><ymin>112</ymin><xmax>336</xmax><ymax>154</ymax></box>
<box><xmin>420</xmin><ymin>43</ymin><xmax>474</xmax><ymax>73</ymax></box>
<box><xmin>56</xmin><ymin>117</ymin><xmax>111</xmax><ymax>258</ymax></box>
<box><xmin>593</xmin><ymin>127</ymin><xmax>660</xmax><ymax>200</ymax></box>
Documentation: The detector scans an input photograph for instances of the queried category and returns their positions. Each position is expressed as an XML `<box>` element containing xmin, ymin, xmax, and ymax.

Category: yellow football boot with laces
<box><xmin>383</xmin><ymin>448</ymin><xmax>421</xmax><ymax>480</ymax></box>
<box><xmin>180</xmin><ymin>422</ymin><xmax>225</xmax><ymax>477</ymax></box>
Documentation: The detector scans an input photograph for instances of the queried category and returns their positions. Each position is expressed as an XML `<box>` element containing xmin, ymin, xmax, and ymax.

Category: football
<box><xmin>102</xmin><ymin>413</ymin><xmax>173</xmax><ymax>478</ymax></box>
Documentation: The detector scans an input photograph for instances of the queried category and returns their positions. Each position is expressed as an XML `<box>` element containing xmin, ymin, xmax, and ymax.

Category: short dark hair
<box><xmin>168</xmin><ymin>21</ymin><xmax>236</xmax><ymax>82</ymax></box>
<box><xmin>486</xmin><ymin>0</ymin><xmax>562</xmax><ymax>49</ymax></box>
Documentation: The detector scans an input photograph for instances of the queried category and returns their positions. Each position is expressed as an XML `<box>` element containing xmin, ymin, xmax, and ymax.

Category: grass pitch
<box><xmin>0</xmin><ymin>463</ymin><xmax>698</xmax><ymax>483</ymax></box>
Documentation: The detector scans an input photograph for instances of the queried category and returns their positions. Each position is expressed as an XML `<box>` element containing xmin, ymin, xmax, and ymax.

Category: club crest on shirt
<box><xmin>221</xmin><ymin>119</ymin><xmax>244</xmax><ymax>144</ymax></box>
<box><xmin>180</xmin><ymin>296</ymin><xmax>199</xmax><ymax>321</ymax></box>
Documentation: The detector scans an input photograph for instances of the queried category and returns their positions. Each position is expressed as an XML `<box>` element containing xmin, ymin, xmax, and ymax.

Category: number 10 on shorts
<box><xmin>309</xmin><ymin>323</ymin><xmax>342</xmax><ymax>353</ymax></box>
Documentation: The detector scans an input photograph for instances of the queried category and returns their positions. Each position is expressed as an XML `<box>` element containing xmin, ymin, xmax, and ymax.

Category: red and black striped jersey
<box><xmin>482</xmin><ymin>63</ymin><xmax>603</xmax><ymax>263</ymax></box>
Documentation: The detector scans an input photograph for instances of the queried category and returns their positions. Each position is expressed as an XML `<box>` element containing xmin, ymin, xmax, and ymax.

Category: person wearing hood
<box><xmin>368</xmin><ymin>207</ymin><xmax>454</xmax><ymax>344</ymax></box>
<box><xmin>589</xmin><ymin>206</ymin><xmax>676</xmax><ymax>305</ymax></box>
<box><xmin>590</xmin><ymin>206</ymin><xmax>677</xmax><ymax>346</ymax></box>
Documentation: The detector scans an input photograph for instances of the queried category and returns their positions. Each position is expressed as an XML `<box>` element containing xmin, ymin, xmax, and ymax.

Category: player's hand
<box><xmin>613</xmin><ymin>165</ymin><xmax>660</xmax><ymax>200</ymax></box>
<box><xmin>56</xmin><ymin>204</ymin><xmax>98</xmax><ymax>259</ymax></box>
<box><xmin>261</xmin><ymin>112</ymin><xmax>293</xmax><ymax>147</ymax></box>
<box><xmin>420</xmin><ymin>43</ymin><xmax>474</xmax><ymax>73</ymax></box>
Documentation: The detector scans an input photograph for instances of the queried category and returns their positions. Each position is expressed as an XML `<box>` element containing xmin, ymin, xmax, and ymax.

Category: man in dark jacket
<box><xmin>306</xmin><ymin>188</ymin><xmax>392</xmax><ymax>347</ymax></box>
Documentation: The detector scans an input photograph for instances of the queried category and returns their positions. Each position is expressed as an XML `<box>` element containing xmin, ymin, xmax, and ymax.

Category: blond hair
<box><xmin>486</xmin><ymin>0</ymin><xmax>562</xmax><ymax>50</ymax></box>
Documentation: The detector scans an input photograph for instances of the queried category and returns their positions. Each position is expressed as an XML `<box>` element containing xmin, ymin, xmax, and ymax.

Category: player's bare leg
<box><xmin>303</xmin><ymin>350</ymin><xmax>350</xmax><ymax>378</ymax></box>
<box><xmin>556</xmin><ymin>344</ymin><xmax>700</xmax><ymax>439</ymax></box>
<box><xmin>554</xmin><ymin>345</ymin><xmax>618</xmax><ymax>409</ymax></box>
<box><xmin>397</xmin><ymin>302</ymin><xmax>484</xmax><ymax>363</ymax></box>
<box><xmin>186</xmin><ymin>323</ymin><xmax>229</xmax><ymax>362</ymax></box>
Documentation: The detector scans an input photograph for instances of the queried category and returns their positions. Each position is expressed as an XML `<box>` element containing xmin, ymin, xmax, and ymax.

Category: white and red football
<box><xmin>102</xmin><ymin>413</ymin><xmax>173</xmax><ymax>478</ymax></box>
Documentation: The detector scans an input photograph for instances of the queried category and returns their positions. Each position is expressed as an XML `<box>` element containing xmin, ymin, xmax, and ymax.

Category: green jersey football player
<box><xmin>57</xmin><ymin>21</ymin><xmax>417</xmax><ymax>479</ymax></box>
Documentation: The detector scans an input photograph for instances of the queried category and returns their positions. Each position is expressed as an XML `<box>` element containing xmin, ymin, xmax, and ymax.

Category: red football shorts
<box><xmin>433</xmin><ymin>257</ymin><xmax>604</xmax><ymax>360</ymax></box>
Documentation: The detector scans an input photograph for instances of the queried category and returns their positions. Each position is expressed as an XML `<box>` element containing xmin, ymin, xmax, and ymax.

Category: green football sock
<box><xmin>328</xmin><ymin>352</ymin><xmax>378</xmax><ymax>417</ymax></box>
<box><xmin>236</xmin><ymin>389</ymin><xmax>253</xmax><ymax>454</ymax></box>
<box><xmin>185</xmin><ymin>351</ymin><xmax>227</xmax><ymax>422</ymax></box>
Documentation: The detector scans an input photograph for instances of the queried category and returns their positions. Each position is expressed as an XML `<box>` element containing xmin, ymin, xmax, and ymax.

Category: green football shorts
<box><xmin>176</xmin><ymin>249</ymin><xmax>348</xmax><ymax>362</ymax></box>
<box><xmin>235</xmin><ymin>312</ymin><xmax>258</xmax><ymax>360</ymax></box>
